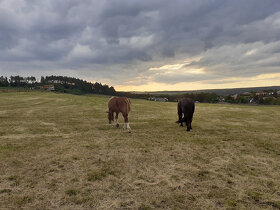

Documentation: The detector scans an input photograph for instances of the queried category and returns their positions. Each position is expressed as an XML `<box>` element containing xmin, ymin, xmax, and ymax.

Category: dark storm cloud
<box><xmin>0</xmin><ymin>0</ymin><xmax>280</xmax><ymax>85</ymax></box>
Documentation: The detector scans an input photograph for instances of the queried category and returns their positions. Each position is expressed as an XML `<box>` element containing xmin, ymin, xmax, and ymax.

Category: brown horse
<box><xmin>108</xmin><ymin>96</ymin><xmax>131</xmax><ymax>133</ymax></box>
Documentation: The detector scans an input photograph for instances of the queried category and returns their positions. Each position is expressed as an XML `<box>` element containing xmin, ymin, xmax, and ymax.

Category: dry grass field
<box><xmin>0</xmin><ymin>91</ymin><xmax>280</xmax><ymax>209</ymax></box>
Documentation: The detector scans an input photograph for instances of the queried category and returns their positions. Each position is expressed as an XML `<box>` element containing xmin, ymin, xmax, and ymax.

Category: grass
<box><xmin>0</xmin><ymin>91</ymin><xmax>280</xmax><ymax>209</ymax></box>
<box><xmin>65</xmin><ymin>189</ymin><xmax>79</xmax><ymax>196</ymax></box>
<box><xmin>87</xmin><ymin>166</ymin><xmax>118</xmax><ymax>182</ymax></box>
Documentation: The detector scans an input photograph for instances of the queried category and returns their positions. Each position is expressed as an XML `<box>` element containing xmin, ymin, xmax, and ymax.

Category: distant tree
<box><xmin>263</xmin><ymin>97</ymin><xmax>275</xmax><ymax>105</ymax></box>
<box><xmin>225</xmin><ymin>95</ymin><xmax>235</xmax><ymax>103</ymax></box>
<box><xmin>40</xmin><ymin>76</ymin><xmax>45</xmax><ymax>84</ymax></box>
<box><xmin>10</xmin><ymin>75</ymin><xmax>24</xmax><ymax>87</ymax></box>
<box><xmin>0</xmin><ymin>76</ymin><xmax>9</xmax><ymax>87</ymax></box>
<box><xmin>259</xmin><ymin>97</ymin><xmax>264</xmax><ymax>104</ymax></box>
<box><xmin>275</xmin><ymin>97</ymin><xmax>280</xmax><ymax>105</ymax></box>
<box><xmin>236</xmin><ymin>96</ymin><xmax>249</xmax><ymax>104</ymax></box>
<box><xmin>26</xmin><ymin>76</ymin><xmax>36</xmax><ymax>84</ymax></box>
<box><xmin>273</xmin><ymin>89</ymin><xmax>278</xmax><ymax>97</ymax></box>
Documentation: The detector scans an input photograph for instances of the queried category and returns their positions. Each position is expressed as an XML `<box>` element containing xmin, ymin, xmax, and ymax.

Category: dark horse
<box><xmin>176</xmin><ymin>98</ymin><xmax>195</xmax><ymax>131</ymax></box>
<box><xmin>108</xmin><ymin>96</ymin><xmax>131</xmax><ymax>133</ymax></box>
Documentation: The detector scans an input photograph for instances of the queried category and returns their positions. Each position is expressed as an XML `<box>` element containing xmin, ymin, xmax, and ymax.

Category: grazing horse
<box><xmin>176</xmin><ymin>98</ymin><xmax>195</xmax><ymax>131</ymax></box>
<box><xmin>108</xmin><ymin>96</ymin><xmax>131</xmax><ymax>133</ymax></box>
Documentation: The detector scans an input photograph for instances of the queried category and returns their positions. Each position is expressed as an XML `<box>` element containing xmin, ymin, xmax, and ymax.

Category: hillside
<box><xmin>0</xmin><ymin>92</ymin><xmax>279</xmax><ymax>209</ymax></box>
<box><xmin>136</xmin><ymin>86</ymin><xmax>280</xmax><ymax>96</ymax></box>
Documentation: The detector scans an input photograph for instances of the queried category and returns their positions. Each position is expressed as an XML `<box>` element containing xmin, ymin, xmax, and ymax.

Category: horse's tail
<box><xmin>176</xmin><ymin>117</ymin><xmax>186</xmax><ymax>124</ymax></box>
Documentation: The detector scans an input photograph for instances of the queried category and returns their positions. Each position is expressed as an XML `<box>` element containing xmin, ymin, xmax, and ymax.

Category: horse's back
<box><xmin>108</xmin><ymin>97</ymin><xmax>130</xmax><ymax>113</ymax></box>
<box><xmin>178</xmin><ymin>98</ymin><xmax>194</xmax><ymax>113</ymax></box>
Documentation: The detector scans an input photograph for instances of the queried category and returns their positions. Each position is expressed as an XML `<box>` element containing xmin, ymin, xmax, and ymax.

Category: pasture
<box><xmin>0</xmin><ymin>91</ymin><xmax>279</xmax><ymax>209</ymax></box>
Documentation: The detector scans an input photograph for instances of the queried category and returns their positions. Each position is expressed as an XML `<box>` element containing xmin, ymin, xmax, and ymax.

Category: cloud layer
<box><xmin>0</xmin><ymin>0</ymin><xmax>280</xmax><ymax>90</ymax></box>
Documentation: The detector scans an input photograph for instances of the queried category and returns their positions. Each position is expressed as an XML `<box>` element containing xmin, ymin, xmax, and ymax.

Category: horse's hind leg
<box><xmin>186</xmin><ymin>117</ymin><xmax>191</xmax><ymax>132</ymax></box>
<box><xmin>184</xmin><ymin>113</ymin><xmax>191</xmax><ymax>131</ymax></box>
<box><xmin>190</xmin><ymin>113</ymin><xmax>193</xmax><ymax>130</ymax></box>
<box><xmin>115</xmin><ymin>112</ymin><xmax>119</xmax><ymax>128</ymax></box>
<box><xmin>186</xmin><ymin>121</ymin><xmax>191</xmax><ymax>132</ymax></box>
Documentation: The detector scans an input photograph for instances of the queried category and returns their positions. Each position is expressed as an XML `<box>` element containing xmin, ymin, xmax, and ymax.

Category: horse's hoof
<box><xmin>128</xmin><ymin>130</ymin><xmax>131</xmax><ymax>133</ymax></box>
<box><xmin>186</xmin><ymin>129</ymin><xmax>190</xmax><ymax>132</ymax></box>
<box><xmin>180</xmin><ymin>124</ymin><xmax>183</xmax><ymax>127</ymax></box>
<box><xmin>116</xmin><ymin>124</ymin><xmax>119</xmax><ymax>128</ymax></box>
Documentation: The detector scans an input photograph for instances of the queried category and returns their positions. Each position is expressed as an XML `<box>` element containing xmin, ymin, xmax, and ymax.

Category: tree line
<box><xmin>117</xmin><ymin>91</ymin><xmax>220</xmax><ymax>103</ymax></box>
<box><xmin>1</xmin><ymin>75</ymin><xmax>279</xmax><ymax>105</ymax></box>
<box><xmin>0</xmin><ymin>75</ymin><xmax>116</xmax><ymax>95</ymax></box>
<box><xmin>118</xmin><ymin>90</ymin><xmax>280</xmax><ymax>105</ymax></box>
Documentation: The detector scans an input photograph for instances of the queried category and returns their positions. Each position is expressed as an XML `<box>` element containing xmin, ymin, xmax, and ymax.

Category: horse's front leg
<box><xmin>122</xmin><ymin>113</ymin><xmax>131</xmax><ymax>133</ymax></box>
<box><xmin>186</xmin><ymin>117</ymin><xmax>191</xmax><ymax>132</ymax></box>
<box><xmin>108</xmin><ymin>111</ymin><xmax>113</xmax><ymax>124</ymax></box>
<box><xmin>115</xmin><ymin>112</ymin><xmax>119</xmax><ymax>128</ymax></box>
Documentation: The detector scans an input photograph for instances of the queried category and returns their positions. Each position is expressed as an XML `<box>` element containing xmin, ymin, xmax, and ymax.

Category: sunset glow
<box><xmin>0</xmin><ymin>0</ymin><xmax>279</xmax><ymax>91</ymax></box>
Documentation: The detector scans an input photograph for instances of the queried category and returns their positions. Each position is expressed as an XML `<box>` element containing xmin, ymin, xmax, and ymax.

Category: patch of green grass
<box><xmin>7</xmin><ymin>175</ymin><xmax>18</xmax><ymax>181</ymax></box>
<box><xmin>71</xmin><ymin>178</ymin><xmax>79</xmax><ymax>182</ymax></box>
<box><xmin>15</xmin><ymin>196</ymin><xmax>33</xmax><ymax>205</ymax></box>
<box><xmin>227</xmin><ymin>199</ymin><xmax>238</xmax><ymax>207</ymax></box>
<box><xmin>72</xmin><ymin>156</ymin><xmax>79</xmax><ymax>160</ymax></box>
<box><xmin>87</xmin><ymin>167</ymin><xmax>117</xmax><ymax>182</ymax></box>
<box><xmin>7</xmin><ymin>175</ymin><xmax>20</xmax><ymax>187</ymax></box>
<box><xmin>47</xmin><ymin>181</ymin><xmax>58</xmax><ymax>191</ymax></box>
<box><xmin>71</xmin><ymin>196</ymin><xmax>92</xmax><ymax>204</ymax></box>
<box><xmin>138</xmin><ymin>204</ymin><xmax>153</xmax><ymax>210</ymax></box>
<box><xmin>247</xmin><ymin>191</ymin><xmax>262</xmax><ymax>202</ymax></box>
<box><xmin>65</xmin><ymin>189</ymin><xmax>79</xmax><ymax>196</ymax></box>
<box><xmin>11</xmin><ymin>159</ymin><xmax>22</xmax><ymax>167</ymax></box>
<box><xmin>0</xmin><ymin>144</ymin><xmax>19</xmax><ymax>152</ymax></box>
<box><xmin>264</xmin><ymin>201</ymin><xmax>280</xmax><ymax>209</ymax></box>
<box><xmin>0</xmin><ymin>189</ymin><xmax>12</xmax><ymax>194</ymax></box>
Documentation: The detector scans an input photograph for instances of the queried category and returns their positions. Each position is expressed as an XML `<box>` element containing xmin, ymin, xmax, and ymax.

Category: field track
<box><xmin>0</xmin><ymin>91</ymin><xmax>280</xmax><ymax>209</ymax></box>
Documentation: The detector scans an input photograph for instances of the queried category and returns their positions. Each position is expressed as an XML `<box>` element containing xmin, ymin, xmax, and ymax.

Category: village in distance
<box><xmin>1</xmin><ymin>75</ymin><xmax>280</xmax><ymax>105</ymax></box>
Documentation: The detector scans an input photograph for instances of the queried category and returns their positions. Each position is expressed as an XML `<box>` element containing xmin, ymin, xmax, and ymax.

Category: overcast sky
<box><xmin>1</xmin><ymin>0</ymin><xmax>280</xmax><ymax>91</ymax></box>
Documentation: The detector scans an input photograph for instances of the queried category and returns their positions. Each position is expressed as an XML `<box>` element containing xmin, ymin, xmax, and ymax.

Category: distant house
<box><xmin>43</xmin><ymin>84</ymin><xmax>55</xmax><ymax>91</ymax></box>
<box><xmin>20</xmin><ymin>78</ymin><xmax>27</xmax><ymax>83</ymax></box>
<box><xmin>156</xmin><ymin>97</ymin><xmax>168</xmax><ymax>102</ymax></box>
<box><xmin>66</xmin><ymin>82</ymin><xmax>75</xmax><ymax>85</ymax></box>
<box><xmin>48</xmin><ymin>80</ymin><xmax>63</xmax><ymax>84</ymax></box>
<box><xmin>148</xmin><ymin>97</ymin><xmax>168</xmax><ymax>102</ymax></box>
<box><xmin>256</xmin><ymin>91</ymin><xmax>266</xmax><ymax>96</ymax></box>
<box><xmin>219</xmin><ymin>97</ymin><xmax>225</xmax><ymax>102</ymax></box>
<box><xmin>268</xmin><ymin>92</ymin><xmax>274</xmax><ymax>96</ymax></box>
<box><xmin>241</xmin><ymin>92</ymin><xmax>251</xmax><ymax>96</ymax></box>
